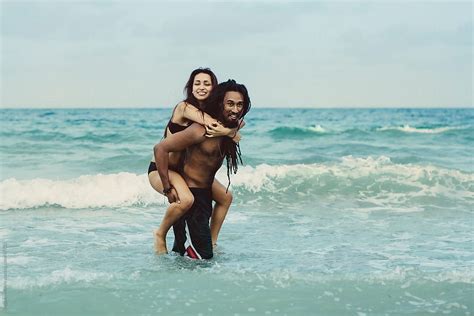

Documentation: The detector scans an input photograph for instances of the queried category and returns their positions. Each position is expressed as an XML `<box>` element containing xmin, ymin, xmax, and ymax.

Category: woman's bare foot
<box><xmin>154</xmin><ymin>229</ymin><xmax>168</xmax><ymax>254</ymax></box>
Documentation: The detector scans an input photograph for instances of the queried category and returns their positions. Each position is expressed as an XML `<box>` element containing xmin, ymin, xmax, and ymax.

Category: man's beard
<box><xmin>224</xmin><ymin>121</ymin><xmax>239</xmax><ymax>128</ymax></box>
<box><xmin>218</xmin><ymin>114</ymin><xmax>239</xmax><ymax>128</ymax></box>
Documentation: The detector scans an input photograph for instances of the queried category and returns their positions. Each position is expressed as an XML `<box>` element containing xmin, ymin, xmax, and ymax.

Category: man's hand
<box><xmin>165</xmin><ymin>187</ymin><xmax>180</xmax><ymax>204</ymax></box>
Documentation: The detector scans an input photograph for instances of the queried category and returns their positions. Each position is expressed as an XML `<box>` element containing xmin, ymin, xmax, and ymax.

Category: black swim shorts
<box><xmin>172</xmin><ymin>188</ymin><xmax>213</xmax><ymax>259</ymax></box>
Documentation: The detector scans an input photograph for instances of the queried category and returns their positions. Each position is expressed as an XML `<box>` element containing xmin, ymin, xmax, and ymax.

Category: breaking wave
<box><xmin>376</xmin><ymin>125</ymin><xmax>469</xmax><ymax>134</ymax></box>
<box><xmin>1</xmin><ymin>156</ymin><xmax>472</xmax><ymax>210</ymax></box>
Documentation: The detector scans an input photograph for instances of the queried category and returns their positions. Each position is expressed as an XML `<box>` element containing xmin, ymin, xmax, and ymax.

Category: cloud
<box><xmin>1</xmin><ymin>1</ymin><xmax>472</xmax><ymax>107</ymax></box>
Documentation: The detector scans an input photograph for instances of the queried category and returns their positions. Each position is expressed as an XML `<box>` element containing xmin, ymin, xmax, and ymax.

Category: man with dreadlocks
<box><xmin>154</xmin><ymin>80</ymin><xmax>251</xmax><ymax>259</ymax></box>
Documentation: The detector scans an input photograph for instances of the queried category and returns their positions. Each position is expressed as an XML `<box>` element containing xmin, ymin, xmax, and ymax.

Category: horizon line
<box><xmin>1</xmin><ymin>105</ymin><xmax>472</xmax><ymax>110</ymax></box>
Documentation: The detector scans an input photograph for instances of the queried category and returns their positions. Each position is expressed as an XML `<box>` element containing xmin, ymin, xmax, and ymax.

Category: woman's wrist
<box><xmin>230</xmin><ymin>128</ymin><xmax>238</xmax><ymax>138</ymax></box>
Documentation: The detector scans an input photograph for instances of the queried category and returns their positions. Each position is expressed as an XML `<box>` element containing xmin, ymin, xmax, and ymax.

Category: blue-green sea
<box><xmin>0</xmin><ymin>108</ymin><xmax>473</xmax><ymax>315</ymax></box>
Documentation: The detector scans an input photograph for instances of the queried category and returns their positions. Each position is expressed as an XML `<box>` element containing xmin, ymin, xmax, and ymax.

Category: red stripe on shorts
<box><xmin>185</xmin><ymin>246</ymin><xmax>199</xmax><ymax>259</ymax></box>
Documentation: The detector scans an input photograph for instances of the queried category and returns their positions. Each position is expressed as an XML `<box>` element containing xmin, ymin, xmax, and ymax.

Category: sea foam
<box><xmin>9</xmin><ymin>266</ymin><xmax>115</xmax><ymax>289</ymax></box>
<box><xmin>0</xmin><ymin>172</ymin><xmax>159</xmax><ymax>210</ymax></box>
<box><xmin>377</xmin><ymin>125</ymin><xmax>467</xmax><ymax>134</ymax></box>
<box><xmin>1</xmin><ymin>157</ymin><xmax>472</xmax><ymax>210</ymax></box>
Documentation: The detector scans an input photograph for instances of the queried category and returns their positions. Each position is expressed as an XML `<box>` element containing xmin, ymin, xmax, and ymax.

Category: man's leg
<box><xmin>174</xmin><ymin>188</ymin><xmax>213</xmax><ymax>259</ymax></box>
<box><xmin>171</xmin><ymin>215</ymin><xmax>187</xmax><ymax>256</ymax></box>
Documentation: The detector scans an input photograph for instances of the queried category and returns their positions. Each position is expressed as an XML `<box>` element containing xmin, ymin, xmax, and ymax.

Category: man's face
<box><xmin>222</xmin><ymin>91</ymin><xmax>244</xmax><ymax>126</ymax></box>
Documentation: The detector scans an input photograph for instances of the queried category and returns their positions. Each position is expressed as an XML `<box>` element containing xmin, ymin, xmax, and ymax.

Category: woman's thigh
<box><xmin>149</xmin><ymin>170</ymin><xmax>194</xmax><ymax>204</ymax></box>
<box><xmin>211</xmin><ymin>179</ymin><xmax>233</xmax><ymax>205</ymax></box>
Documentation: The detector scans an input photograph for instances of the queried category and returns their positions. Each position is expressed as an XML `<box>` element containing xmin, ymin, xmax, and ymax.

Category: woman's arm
<box><xmin>232</xmin><ymin>131</ymin><xmax>242</xmax><ymax>143</ymax></box>
<box><xmin>206</xmin><ymin>118</ymin><xmax>246</xmax><ymax>140</ymax></box>
<box><xmin>179</xmin><ymin>102</ymin><xmax>216</xmax><ymax>127</ymax></box>
<box><xmin>179</xmin><ymin>102</ymin><xmax>238</xmax><ymax>138</ymax></box>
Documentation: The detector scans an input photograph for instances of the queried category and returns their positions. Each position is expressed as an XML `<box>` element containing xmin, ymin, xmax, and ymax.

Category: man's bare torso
<box><xmin>182</xmin><ymin>137</ymin><xmax>225</xmax><ymax>188</ymax></box>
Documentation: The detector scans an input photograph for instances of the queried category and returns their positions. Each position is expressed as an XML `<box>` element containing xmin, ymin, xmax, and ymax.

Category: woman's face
<box><xmin>192</xmin><ymin>73</ymin><xmax>213</xmax><ymax>102</ymax></box>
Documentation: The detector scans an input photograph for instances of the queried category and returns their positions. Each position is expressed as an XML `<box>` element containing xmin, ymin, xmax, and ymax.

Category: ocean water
<box><xmin>0</xmin><ymin>108</ymin><xmax>473</xmax><ymax>315</ymax></box>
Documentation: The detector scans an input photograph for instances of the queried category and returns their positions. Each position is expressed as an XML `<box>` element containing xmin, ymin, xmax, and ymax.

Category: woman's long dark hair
<box><xmin>164</xmin><ymin>67</ymin><xmax>218</xmax><ymax>138</ymax></box>
<box><xmin>183</xmin><ymin>68</ymin><xmax>218</xmax><ymax>108</ymax></box>
<box><xmin>203</xmin><ymin>79</ymin><xmax>251</xmax><ymax>190</ymax></box>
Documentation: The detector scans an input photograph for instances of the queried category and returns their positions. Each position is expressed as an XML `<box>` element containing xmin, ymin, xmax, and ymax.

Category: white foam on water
<box><xmin>0</xmin><ymin>229</ymin><xmax>9</xmax><ymax>239</ymax></box>
<box><xmin>1</xmin><ymin>157</ymin><xmax>472</xmax><ymax>210</ymax></box>
<box><xmin>377</xmin><ymin>125</ymin><xmax>467</xmax><ymax>134</ymax></box>
<box><xmin>6</xmin><ymin>255</ymin><xmax>34</xmax><ymax>266</ymax></box>
<box><xmin>425</xmin><ymin>268</ymin><xmax>474</xmax><ymax>284</ymax></box>
<box><xmin>219</xmin><ymin>156</ymin><xmax>474</xmax><ymax>207</ymax></box>
<box><xmin>22</xmin><ymin>238</ymin><xmax>54</xmax><ymax>247</ymax></box>
<box><xmin>9</xmin><ymin>266</ymin><xmax>115</xmax><ymax>289</ymax></box>
<box><xmin>0</xmin><ymin>172</ymin><xmax>160</xmax><ymax>210</ymax></box>
<box><xmin>308</xmin><ymin>124</ymin><xmax>326</xmax><ymax>133</ymax></box>
<box><xmin>210</xmin><ymin>264</ymin><xmax>474</xmax><ymax>287</ymax></box>
<box><xmin>224</xmin><ymin>212</ymin><xmax>249</xmax><ymax>223</ymax></box>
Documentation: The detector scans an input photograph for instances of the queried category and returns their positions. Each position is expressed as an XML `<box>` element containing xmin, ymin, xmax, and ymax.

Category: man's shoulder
<box><xmin>188</xmin><ymin>122</ymin><xmax>206</xmax><ymax>133</ymax></box>
<box><xmin>184</xmin><ymin>122</ymin><xmax>207</xmax><ymax>142</ymax></box>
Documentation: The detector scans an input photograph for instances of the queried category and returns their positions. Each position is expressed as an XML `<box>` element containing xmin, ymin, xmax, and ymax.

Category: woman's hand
<box><xmin>205</xmin><ymin>121</ymin><xmax>234</xmax><ymax>137</ymax></box>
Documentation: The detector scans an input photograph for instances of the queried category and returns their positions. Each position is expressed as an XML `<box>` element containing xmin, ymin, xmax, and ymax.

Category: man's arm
<box><xmin>153</xmin><ymin>123</ymin><xmax>207</xmax><ymax>194</ymax></box>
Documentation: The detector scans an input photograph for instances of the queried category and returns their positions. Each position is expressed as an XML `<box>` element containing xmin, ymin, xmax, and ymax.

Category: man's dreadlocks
<box><xmin>202</xmin><ymin>80</ymin><xmax>251</xmax><ymax>190</ymax></box>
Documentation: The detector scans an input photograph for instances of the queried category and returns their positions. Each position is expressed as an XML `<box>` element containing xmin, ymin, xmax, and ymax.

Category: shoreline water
<box><xmin>1</xmin><ymin>108</ymin><xmax>473</xmax><ymax>314</ymax></box>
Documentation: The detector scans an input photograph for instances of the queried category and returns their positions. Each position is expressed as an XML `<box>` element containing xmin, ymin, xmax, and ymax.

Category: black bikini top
<box><xmin>167</xmin><ymin>121</ymin><xmax>189</xmax><ymax>134</ymax></box>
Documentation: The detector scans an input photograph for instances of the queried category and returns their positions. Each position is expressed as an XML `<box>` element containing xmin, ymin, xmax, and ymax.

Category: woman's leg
<box><xmin>210</xmin><ymin>179</ymin><xmax>233</xmax><ymax>248</ymax></box>
<box><xmin>149</xmin><ymin>170</ymin><xmax>194</xmax><ymax>254</ymax></box>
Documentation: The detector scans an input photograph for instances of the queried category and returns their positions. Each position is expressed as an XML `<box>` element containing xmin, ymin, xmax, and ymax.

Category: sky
<box><xmin>1</xmin><ymin>0</ymin><xmax>472</xmax><ymax>108</ymax></box>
